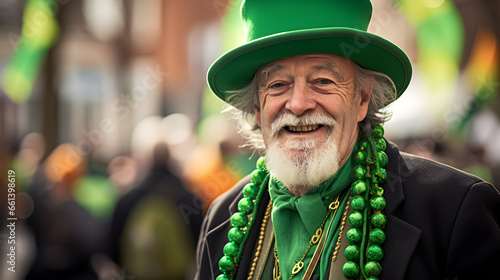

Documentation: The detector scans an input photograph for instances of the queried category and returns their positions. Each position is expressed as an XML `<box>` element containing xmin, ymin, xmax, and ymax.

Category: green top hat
<box><xmin>207</xmin><ymin>0</ymin><xmax>412</xmax><ymax>109</ymax></box>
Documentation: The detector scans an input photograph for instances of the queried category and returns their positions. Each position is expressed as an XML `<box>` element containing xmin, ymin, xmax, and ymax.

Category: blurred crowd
<box><xmin>0</xmin><ymin>113</ymin><xmax>256</xmax><ymax>280</ymax></box>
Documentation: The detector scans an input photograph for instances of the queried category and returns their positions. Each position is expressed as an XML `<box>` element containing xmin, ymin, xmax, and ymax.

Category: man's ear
<box><xmin>254</xmin><ymin>105</ymin><xmax>262</xmax><ymax>127</ymax></box>
<box><xmin>357</xmin><ymin>77</ymin><xmax>373</xmax><ymax>123</ymax></box>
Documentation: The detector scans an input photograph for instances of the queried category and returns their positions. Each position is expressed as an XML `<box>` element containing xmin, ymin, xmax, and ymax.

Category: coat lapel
<box><xmin>379</xmin><ymin>141</ymin><xmax>422</xmax><ymax>280</ymax></box>
<box><xmin>204</xmin><ymin>179</ymin><xmax>272</xmax><ymax>280</ymax></box>
<box><xmin>381</xmin><ymin>214</ymin><xmax>421</xmax><ymax>280</ymax></box>
<box><xmin>201</xmin><ymin>179</ymin><xmax>248</xmax><ymax>279</ymax></box>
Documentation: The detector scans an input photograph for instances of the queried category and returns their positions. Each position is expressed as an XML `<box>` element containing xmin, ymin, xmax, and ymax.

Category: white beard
<box><xmin>265</xmin><ymin>112</ymin><xmax>340</xmax><ymax>195</ymax></box>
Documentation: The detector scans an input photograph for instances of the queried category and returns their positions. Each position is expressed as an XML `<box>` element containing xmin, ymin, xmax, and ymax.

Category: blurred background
<box><xmin>0</xmin><ymin>0</ymin><xmax>499</xmax><ymax>279</ymax></box>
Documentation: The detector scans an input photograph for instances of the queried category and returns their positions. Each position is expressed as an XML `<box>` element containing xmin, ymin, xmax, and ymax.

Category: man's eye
<box><xmin>269</xmin><ymin>83</ymin><xmax>285</xmax><ymax>89</ymax></box>
<box><xmin>317</xmin><ymin>79</ymin><xmax>334</xmax><ymax>85</ymax></box>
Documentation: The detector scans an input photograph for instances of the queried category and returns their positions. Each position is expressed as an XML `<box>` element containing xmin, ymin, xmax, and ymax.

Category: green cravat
<box><xmin>269</xmin><ymin>154</ymin><xmax>353</xmax><ymax>279</ymax></box>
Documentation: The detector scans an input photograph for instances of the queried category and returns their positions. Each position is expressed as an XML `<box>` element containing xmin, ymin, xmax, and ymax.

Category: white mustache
<box><xmin>271</xmin><ymin>111</ymin><xmax>337</xmax><ymax>137</ymax></box>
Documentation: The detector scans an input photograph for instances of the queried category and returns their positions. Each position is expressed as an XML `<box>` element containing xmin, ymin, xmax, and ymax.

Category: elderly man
<box><xmin>195</xmin><ymin>0</ymin><xmax>500</xmax><ymax>279</ymax></box>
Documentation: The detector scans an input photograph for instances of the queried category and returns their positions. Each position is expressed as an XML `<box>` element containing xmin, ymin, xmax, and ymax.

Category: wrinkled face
<box><xmin>254</xmin><ymin>54</ymin><xmax>371</xmax><ymax>193</ymax></box>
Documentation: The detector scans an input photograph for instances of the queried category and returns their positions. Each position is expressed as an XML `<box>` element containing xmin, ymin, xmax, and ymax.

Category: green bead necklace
<box><xmin>215</xmin><ymin>125</ymin><xmax>388</xmax><ymax>280</ymax></box>
<box><xmin>216</xmin><ymin>157</ymin><xmax>269</xmax><ymax>280</ymax></box>
<box><xmin>343</xmin><ymin>124</ymin><xmax>388</xmax><ymax>279</ymax></box>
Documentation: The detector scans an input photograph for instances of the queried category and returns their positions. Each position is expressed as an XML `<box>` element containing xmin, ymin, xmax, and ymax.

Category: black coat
<box><xmin>194</xmin><ymin>142</ymin><xmax>500</xmax><ymax>279</ymax></box>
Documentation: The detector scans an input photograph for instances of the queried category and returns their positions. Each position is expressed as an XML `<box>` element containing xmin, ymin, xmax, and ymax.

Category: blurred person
<box><xmin>25</xmin><ymin>143</ymin><xmax>103</xmax><ymax>280</ymax></box>
<box><xmin>10</xmin><ymin>132</ymin><xmax>46</xmax><ymax>191</ymax></box>
<box><xmin>107</xmin><ymin>155</ymin><xmax>138</xmax><ymax>196</ymax></box>
<box><xmin>72</xmin><ymin>160</ymin><xmax>120</xmax><ymax>221</ymax></box>
<box><xmin>183</xmin><ymin>115</ymin><xmax>255</xmax><ymax>210</ymax></box>
<box><xmin>195</xmin><ymin>1</ymin><xmax>500</xmax><ymax>279</ymax></box>
<box><xmin>106</xmin><ymin>117</ymin><xmax>203</xmax><ymax>280</ymax></box>
<box><xmin>183</xmin><ymin>143</ymin><xmax>240</xmax><ymax>210</ymax></box>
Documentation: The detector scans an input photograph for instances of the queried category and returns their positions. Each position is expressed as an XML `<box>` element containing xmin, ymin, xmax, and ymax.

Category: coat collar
<box><xmin>384</xmin><ymin>140</ymin><xmax>406</xmax><ymax>214</ymax></box>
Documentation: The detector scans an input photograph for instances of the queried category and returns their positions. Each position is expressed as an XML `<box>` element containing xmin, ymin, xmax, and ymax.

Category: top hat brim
<box><xmin>207</xmin><ymin>27</ymin><xmax>412</xmax><ymax>109</ymax></box>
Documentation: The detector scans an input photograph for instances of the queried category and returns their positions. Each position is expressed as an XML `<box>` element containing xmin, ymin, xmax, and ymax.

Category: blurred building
<box><xmin>0</xmin><ymin>0</ymin><xmax>231</xmax><ymax>162</ymax></box>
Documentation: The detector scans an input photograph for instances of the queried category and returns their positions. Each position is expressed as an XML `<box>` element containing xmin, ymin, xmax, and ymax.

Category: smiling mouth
<box><xmin>286</xmin><ymin>124</ymin><xmax>322</xmax><ymax>133</ymax></box>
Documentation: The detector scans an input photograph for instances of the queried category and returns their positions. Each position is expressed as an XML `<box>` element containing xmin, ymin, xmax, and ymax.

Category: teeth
<box><xmin>287</xmin><ymin>124</ymin><xmax>320</xmax><ymax>132</ymax></box>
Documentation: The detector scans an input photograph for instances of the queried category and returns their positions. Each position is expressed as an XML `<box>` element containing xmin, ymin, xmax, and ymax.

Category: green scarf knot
<box><xmin>269</xmin><ymin>153</ymin><xmax>354</xmax><ymax>279</ymax></box>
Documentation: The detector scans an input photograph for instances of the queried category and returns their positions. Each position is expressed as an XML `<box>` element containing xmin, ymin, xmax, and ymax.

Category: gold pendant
<box><xmin>291</xmin><ymin>261</ymin><xmax>304</xmax><ymax>275</ymax></box>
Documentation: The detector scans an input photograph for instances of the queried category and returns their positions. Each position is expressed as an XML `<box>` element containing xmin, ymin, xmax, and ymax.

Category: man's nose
<box><xmin>285</xmin><ymin>81</ymin><xmax>316</xmax><ymax>115</ymax></box>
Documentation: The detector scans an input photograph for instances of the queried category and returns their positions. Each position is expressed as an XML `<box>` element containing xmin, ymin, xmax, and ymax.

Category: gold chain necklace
<box><xmin>273</xmin><ymin>193</ymin><xmax>350</xmax><ymax>280</ymax></box>
<box><xmin>247</xmin><ymin>200</ymin><xmax>273</xmax><ymax>280</ymax></box>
